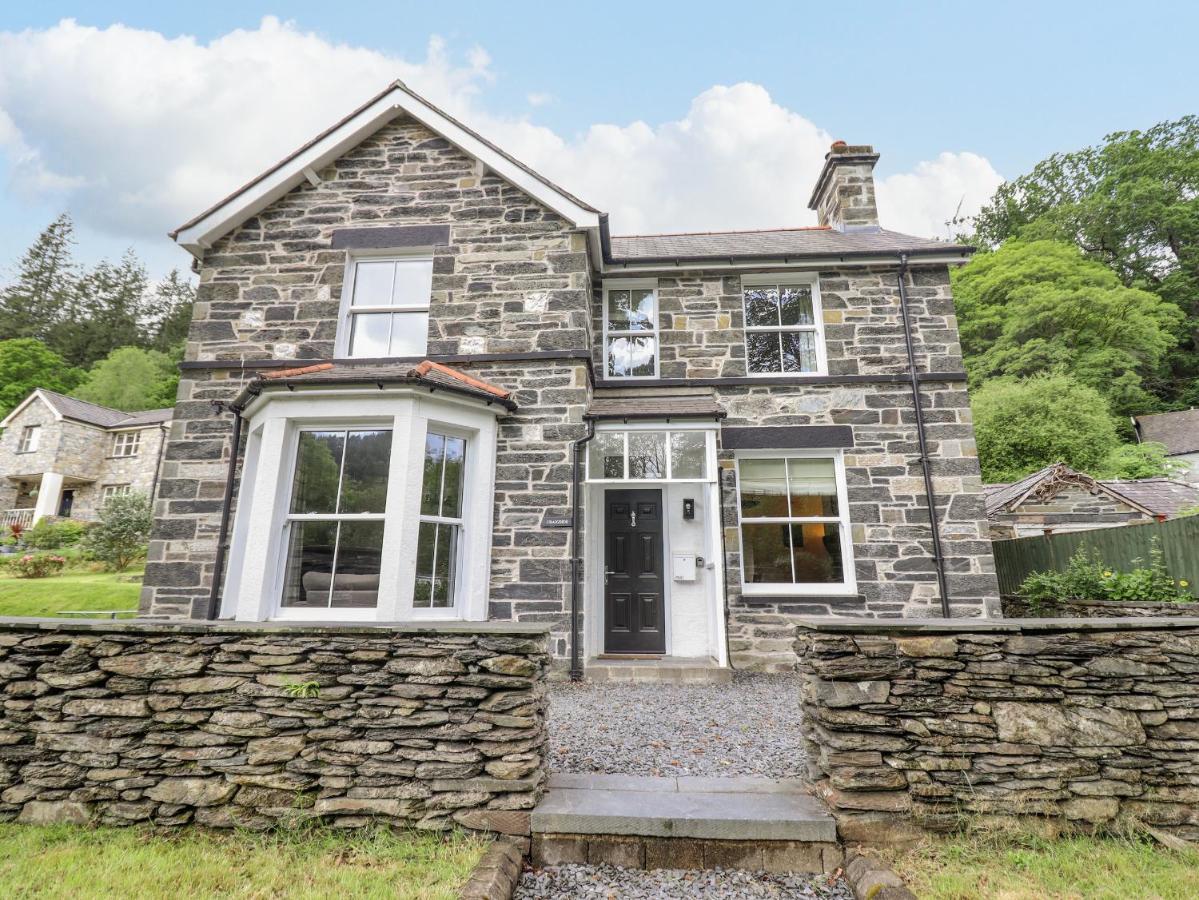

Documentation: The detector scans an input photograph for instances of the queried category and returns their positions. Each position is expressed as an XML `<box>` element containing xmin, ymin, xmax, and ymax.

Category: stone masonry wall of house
<box><xmin>141</xmin><ymin>116</ymin><xmax>593</xmax><ymax>621</ymax></box>
<box><xmin>590</xmin><ymin>265</ymin><xmax>997</xmax><ymax>669</ymax></box>
<box><xmin>0</xmin><ymin>619</ymin><xmax>549</xmax><ymax>835</ymax></box>
<box><xmin>796</xmin><ymin>619</ymin><xmax>1199</xmax><ymax>844</ymax></box>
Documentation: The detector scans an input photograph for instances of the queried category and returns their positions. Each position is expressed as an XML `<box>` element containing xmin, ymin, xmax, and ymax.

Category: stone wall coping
<box><xmin>0</xmin><ymin>616</ymin><xmax>551</xmax><ymax>637</ymax></box>
<box><xmin>794</xmin><ymin>615</ymin><xmax>1199</xmax><ymax>634</ymax></box>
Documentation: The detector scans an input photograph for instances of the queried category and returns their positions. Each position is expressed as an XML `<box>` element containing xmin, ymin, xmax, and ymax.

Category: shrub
<box><xmin>1018</xmin><ymin>543</ymin><xmax>1192</xmax><ymax>604</ymax></box>
<box><xmin>82</xmin><ymin>492</ymin><xmax>152</xmax><ymax>572</ymax></box>
<box><xmin>23</xmin><ymin>517</ymin><xmax>89</xmax><ymax>550</ymax></box>
<box><xmin>13</xmin><ymin>554</ymin><xmax>67</xmax><ymax>578</ymax></box>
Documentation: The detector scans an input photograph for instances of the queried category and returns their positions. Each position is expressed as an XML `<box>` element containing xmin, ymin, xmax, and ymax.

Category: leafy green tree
<box><xmin>972</xmin><ymin>374</ymin><xmax>1121</xmax><ymax>481</ymax></box>
<box><xmin>1094</xmin><ymin>442</ymin><xmax>1185</xmax><ymax>480</ymax></box>
<box><xmin>968</xmin><ymin>117</ymin><xmax>1199</xmax><ymax>403</ymax></box>
<box><xmin>952</xmin><ymin>240</ymin><xmax>1183</xmax><ymax>416</ymax></box>
<box><xmin>70</xmin><ymin>346</ymin><xmax>178</xmax><ymax>411</ymax></box>
<box><xmin>0</xmin><ymin>339</ymin><xmax>84</xmax><ymax>417</ymax></box>
<box><xmin>83</xmin><ymin>491</ymin><xmax>152</xmax><ymax>571</ymax></box>
<box><xmin>0</xmin><ymin>214</ymin><xmax>78</xmax><ymax>343</ymax></box>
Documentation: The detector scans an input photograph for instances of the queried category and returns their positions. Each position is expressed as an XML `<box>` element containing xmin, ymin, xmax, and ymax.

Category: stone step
<box><xmin>532</xmin><ymin>774</ymin><xmax>837</xmax><ymax>842</ymax></box>
<box><xmin>584</xmin><ymin>657</ymin><xmax>733</xmax><ymax>684</ymax></box>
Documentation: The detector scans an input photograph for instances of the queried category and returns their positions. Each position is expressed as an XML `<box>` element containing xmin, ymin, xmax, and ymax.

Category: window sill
<box><xmin>737</xmin><ymin>593</ymin><xmax>865</xmax><ymax>606</ymax></box>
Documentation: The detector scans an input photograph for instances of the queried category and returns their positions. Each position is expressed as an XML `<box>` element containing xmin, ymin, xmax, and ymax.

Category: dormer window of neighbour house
<box><xmin>338</xmin><ymin>255</ymin><xmax>434</xmax><ymax>357</ymax></box>
<box><xmin>17</xmin><ymin>425</ymin><xmax>40</xmax><ymax>453</ymax></box>
<box><xmin>111</xmin><ymin>431</ymin><xmax>141</xmax><ymax>457</ymax></box>
<box><xmin>603</xmin><ymin>280</ymin><xmax>659</xmax><ymax>378</ymax></box>
<box><xmin>741</xmin><ymin>273</ymin><xmax>826</xmax><ymax>376</ymax></box>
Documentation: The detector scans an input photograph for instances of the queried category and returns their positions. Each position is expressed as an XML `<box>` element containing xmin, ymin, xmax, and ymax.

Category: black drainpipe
<box><xmin>569</xmin><ymin>419</ymin><xmax>596</xmax><ymax>681</ymax></box>
<box><xmin>205</xmin><ymin>395</ymin><xmax>251</xmax><ymax>620</ymax></box>
<box><xmin>897</xmin><ymin>253</ymin><xmax>952</xmax><ymax>617</ymax></box>
<box><xmin>149</xmin><ymin>423</ymin><xmax>168</xmax><ymax>504</ymax></box>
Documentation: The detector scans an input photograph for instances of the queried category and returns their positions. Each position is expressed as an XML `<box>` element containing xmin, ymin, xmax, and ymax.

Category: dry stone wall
<box><xmin>0</xmin><ymin>619</ymin><xmax>549</xmax><ymax>835</ymax></box>
<box><xmin>796</xmin><ymin>618</ymin><xmax>1199</xmax><ymax>843</ymax></box>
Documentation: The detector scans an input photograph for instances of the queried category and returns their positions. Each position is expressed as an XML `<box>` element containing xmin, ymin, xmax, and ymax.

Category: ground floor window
<box><xmin>735</xmin><ymin>451</ymin><xmax>855</xmax><ymax>596</ymax></box>
<box><xmin>415</xmin><ymin>431</ymin><xmax>466</xmax><ymax>608</ymax></box>
<box><xmin>587</xmin><ymin>428</ymin><xmax>712</xmax><ymax>482</ymax></box>
<box><xmin>101</xmin><ymin>484</ymin><xmax>132</xmax><ymax>502</ymax></box>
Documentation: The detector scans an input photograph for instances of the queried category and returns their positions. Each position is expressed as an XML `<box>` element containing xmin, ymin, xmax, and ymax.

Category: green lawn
<box><xmin>0</xmin><ymin>824</ymin><xmax>488</xmax><ymax>899</ymax></box>
<box><xmin>890</xmin><ymin>830</ymin><xmax>1199</xmax><ymax>899</ymax></box>
<box><xmin>0</xmin><ymin>569</ymin><xmax>143</xmax><ymax>617</ymax></box>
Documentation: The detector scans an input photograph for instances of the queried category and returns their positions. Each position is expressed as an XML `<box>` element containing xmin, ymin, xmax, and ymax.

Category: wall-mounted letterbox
<box><xmin>672</xmin><ymin>553</ymin><xmax>698</xmax><ymax>582</ymax></box>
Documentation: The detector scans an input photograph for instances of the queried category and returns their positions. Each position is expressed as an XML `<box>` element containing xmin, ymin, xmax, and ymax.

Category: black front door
<box><xmin>603</xmin><ymin>488</ymin><xmax>666</xmax><ymax>654</ymax></box>
<box><xmin>57</xmin><ymin>490</ymin><xmax>74</xmax><ymax>518</ymax></box>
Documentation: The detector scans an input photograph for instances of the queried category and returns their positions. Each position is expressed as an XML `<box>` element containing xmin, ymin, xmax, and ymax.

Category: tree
<box><xmin>968</xmin><ymin>117</ymin><xmax>1199</xmax><ymax>403</ymax></box>
<box><xmin>952</xmin><ymin>240</ymin><xmax>1183</xmax><ymax>417</ymax></box>
<box><xmin>972</xmin><ymin>374</ymin><xmax>1121</xmax><ymax>482</ymax></box>
<box><xmin>0</xmin><ymin>214</ymin><xmax>78</xmax><ymax>343</ymax></box>
<box><xmin>1095</xmin><ymin>442</ymin><xmax>1185</xmax><ymax>480</ymax></box>
<box><xmin>53</xmin><ymin>250</ymin><xmax>152</xmax><ymax>367</ymax></box>
<box><xmin>83</xmin><ymin>491</ymin><xmax>152</xmax><ymax>571</ymax></box>
<box><xmin>70</xmin><ymin>346</ymin><xmax>178</xmax><ymax>411</ymax></box>
<box><xmin>147</xmin><ymin>269</ymin><xmax>196</xmax><ymax>352</ymax></box>
<box><xmin>0</xmin><ymin>339</ymin><xmax>84</xmax><ymax>418</ymax></box>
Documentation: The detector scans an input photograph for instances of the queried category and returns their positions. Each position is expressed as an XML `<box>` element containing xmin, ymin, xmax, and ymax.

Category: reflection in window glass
<box><xmin>588</xmin><ymin>431</ymin><xmax>710</xmax><ymax>480</ymax></box>
<box><xmin>628</xmin><ymin>431</ymin><xmax>666</xmax><ymax>479</ymax></box>
<box><xmin>588</xmin><ymin>432</ymin><xmax>625</xmax><ymax>480</ymax></box>
<box><xmin>605</xmin><ymin>285</ymin><xmax>658</xmax><ymax>378</ymax></box>
<box><xmin>345</xmin><ymin>257</ymin><xmax>433</xmax><ymax>357</ymax></box>
<box><xmin>281</xmin><ymin>428</ymin><xmax>391</xmax><ymax>611</ymax></box>
<box><xmin>606</xmin><ymin>288</ymin><xmax>656</xmax><ymax>331</ymax></box>
<box><xmin>415</xmin><ymin>431</ymin><xmax>466</xmax><ymax>609</ymax></box>
<box><xmin>669</xmin><ymin>432</ymin><xmax>706</xmax><ymax>479</ymax></box>
<box><xmin>744</xmin><ymin>281</ymin><xmax>820</xmax><ymax>375</ymax></box>
<box><xmin>606</xmin><ymin>336</ymin><xmax>656</xmax><ymax>378</ymax></box>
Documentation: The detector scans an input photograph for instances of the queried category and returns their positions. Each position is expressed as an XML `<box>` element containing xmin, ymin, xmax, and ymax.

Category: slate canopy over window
<box><xmin>341</xmin><ymin>255</ymin><xmax>433</xmax><ymax>358</ymax></box>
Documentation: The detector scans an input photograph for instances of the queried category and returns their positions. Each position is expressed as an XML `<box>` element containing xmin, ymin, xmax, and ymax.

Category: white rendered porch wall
<box><xmin>664</xmin><ymin>482</ymin><xmax>715</xmax><ymax>658</ymax></box>
<box><xmin>31</xmin><ymin>472</ymin><xmax>64</xmax><ymax>524</ymax></box>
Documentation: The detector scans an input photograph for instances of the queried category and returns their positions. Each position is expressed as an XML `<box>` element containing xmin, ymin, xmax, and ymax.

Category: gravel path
<box><xmin>547</xmin><ymin>672</ymin><xmax>806</xmax><ymax>777</ymax></box>
<box><xmin>515</xmin><ymin>864</ymin><xmax>853</xmax><ymax>899</ymax></box>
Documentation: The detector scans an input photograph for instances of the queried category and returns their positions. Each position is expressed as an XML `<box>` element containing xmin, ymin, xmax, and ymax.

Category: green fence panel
<box><xmin>993</xmin><ymin>516</ymin><xmax>1199</xmax><ymax>596</ymax></box>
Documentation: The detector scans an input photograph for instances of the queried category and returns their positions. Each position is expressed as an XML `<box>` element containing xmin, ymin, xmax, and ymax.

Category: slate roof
<box><xmin>36</xmin><ymin>390</ymin><xmax>173</xmax><ymax>430</ymax></box>
<box><xmin>585</xmin><ymin>393</ymin><xmax>725</xmax><ymax>420</ymax></box>
<box><xmin>607</xmin><ymin>227</ymin><xmax>969</xmax><ymax>263</ymax></box>
<box><xmin>1134</xmin><ymin>408</ymin><xmax>1199</xmax><ymax>456</ymax></box>
<box><xmin>244</xmin><ymin>361</ymin><xmax>517</xmax><ymax>411</ymax></box>
<box><xmin>985</xmin><ymin>462</ymin><xmax>1199</xmax><ymax>519</ymax></box>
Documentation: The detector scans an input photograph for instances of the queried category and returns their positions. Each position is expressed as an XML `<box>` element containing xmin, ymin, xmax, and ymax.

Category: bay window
<box><xmin>735</xmin><ymin>451</ymin><xmax>855</xmax><ymax>595</ymax></box>
<box><xmin>415</xmin><ymin>432</ymin><xmax>466</xmax><ymax>609</ymax></box>
<box><xmin>742</xmin><ymin>275</ymin><xmax>825</xmax><ymax>376</ymax></box>
<box><xmin>340</xmin><ymin>255</ymin><xmax>433</xmax><ymax>358</ymax></box>
<box><xmin>603</xmin><ymin>280</ymin><xmax>659</xmax><ymax>378</ymax></box>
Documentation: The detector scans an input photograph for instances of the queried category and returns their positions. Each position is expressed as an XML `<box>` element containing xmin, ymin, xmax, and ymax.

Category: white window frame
<box><xmin>585</xmin><ymin>421</ymin><xmax>717</xmax><ymax>484</ymax></box>
<box><xmin>111</xmin><ymin>431</ymin><xmax>141</xmax><ymax>457</ymax></box>
<box><xmin>278</xmin><ymin>425</ymin><xmax>393</xmax><ymax>617</ymax></box>
<box><xmin>734</xmin><ymin>448</ymin><xmax>856</xmax><ymax>597</ymax></box>
<box><xmin>17</xmin><ymin>425</ymin><xmax>40</xmax><ymax>453</ymax></box>
<box><xmin>335</xmin><ymin>250</ymin><xmax>434</xmax><ymax>359</ymax></box>
<box><xmin>413</xmin><ymin>425</ymin><xmax>471</xmax><ymax>612</ymax></box>
<box><xmin>740</xmin><ymin>272</ymin><xmax>827</xmax><ymax>377</ymax></box>
<box><xmin>221</xmin><ymin>390</ymin><xmax>498</xmax><ymax>625</ymax></box>
<box><xmin>101</xmin><ymin>484</ymin><xmax>132</xmax><ymax>502</ymax></box>
<box><xmin>602</xmin><ymin>278</ymin><xmax>660</xmax><ymax>380</ymax></box>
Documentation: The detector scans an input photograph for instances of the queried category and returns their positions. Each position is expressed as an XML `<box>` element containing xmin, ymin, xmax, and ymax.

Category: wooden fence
<box><xmin>992</xmin><ymin>516</ymin><xmax>1199</xmax><ymax>597</ymax></box>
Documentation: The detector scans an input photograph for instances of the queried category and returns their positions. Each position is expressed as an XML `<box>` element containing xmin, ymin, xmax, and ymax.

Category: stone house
<box><xmin>141</xmin><ymin>81</ymin><xmax>999</xmax><ymax>673</ymax></box>
<box><xmin>985</xmin><ymin>462</ymin><xmax>1199</xmax><ymax>540</ymax></box>
<box><xmin>1133</xmin><ymin>408</ymin><xmax>1199</xmax><ymax>484</ymax></box>
<box><xmin>0</xmin><ymin>390</ymin><xmax>171</xmax><ymax>529</ymax></box>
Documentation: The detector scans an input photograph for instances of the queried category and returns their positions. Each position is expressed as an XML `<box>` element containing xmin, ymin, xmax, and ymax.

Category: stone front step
<box><xmin>584</xmin><ymin>657</ymin><xmax>733</xmax><ymax>684</ymax></box>
<box><xmin>531</xmin><ymin>774</ymin><xmax>841</xmax><ymax>873</ymax></box>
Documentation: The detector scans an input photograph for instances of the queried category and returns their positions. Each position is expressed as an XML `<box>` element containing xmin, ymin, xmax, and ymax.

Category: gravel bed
<box><xmin>547</xmin><ymin>672</ymin><xmax>805</xmax><ymax>777</ymax></box>
<box><xmin>515</xmin><ymin>863</ymin><xmax>853</xmax><ymax>899</ymax></box>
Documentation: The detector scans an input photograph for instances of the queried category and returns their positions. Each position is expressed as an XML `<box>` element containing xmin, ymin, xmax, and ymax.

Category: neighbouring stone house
<box><xmin>0</xmin><ymin>390</ymin><xmax>172</xmax><ymax>529</ymax></box>
<box><xmin>985</xmin><ymin>462</ymin><xmax>1199</xmax><ymax>540</ymax></box>
<box><xmin>140</xmin><ymin>81</ymin><xmax>1000</xmax><ymax>673</ymax></box>
<box><xmin>1133</xmin><ymin>408</ymin><xmax>1199</xmax><ymax>484</ymax></box>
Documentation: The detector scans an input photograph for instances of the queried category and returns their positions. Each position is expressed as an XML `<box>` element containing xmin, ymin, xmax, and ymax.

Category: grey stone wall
<box><xmin>0</xmin><ymin>619</ymin><xmax>548</xmax><ymax>834</ymax></box>
<box><xmin>796</xmin><ymin>618</ymin><xmax>1199</xmax><ymax>844</ymax></box>
<box><xmin>988</xmin><ymin>485</ymin><xmax>1150</xmax><ymax>540</ymax></box>
<box><xmin>1001</xmin><ymin>595</ymin><xmax>1199</xmax><ymax>618</ymax></box>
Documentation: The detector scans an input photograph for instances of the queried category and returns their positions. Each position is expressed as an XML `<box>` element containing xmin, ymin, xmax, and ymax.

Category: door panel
<box><xmin>604</xmin><ymin>488</ymin><xmax>666</xmax><ymax>654</ymax></box>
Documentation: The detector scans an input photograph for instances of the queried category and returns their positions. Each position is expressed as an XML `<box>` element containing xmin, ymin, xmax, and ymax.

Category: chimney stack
<box><xmin>807</xmin><ymin>141</ymin><xmax>880</xmax><ymax>232</ymax></box>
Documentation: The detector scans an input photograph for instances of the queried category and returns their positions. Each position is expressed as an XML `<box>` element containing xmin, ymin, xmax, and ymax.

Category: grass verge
<box><xmin>889</xmin><ymin>828</ymin><xmax>1199</xmax><ymax>899</ymax></box>
<box><xmin>0</xmin><ymin>569</ymin><xmax>144</xmax><ymax>617</ymax></box>
<box><xmin>0</xmin><ymin>823</ymin><xmax>489</xmax><ymax>899</ymax></box>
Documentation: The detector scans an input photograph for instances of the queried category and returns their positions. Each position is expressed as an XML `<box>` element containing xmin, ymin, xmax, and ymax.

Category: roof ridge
<box><xmin>612</xmin><ymin>226</ymin><xmax>833</xmax><ymax>239</ymax></box>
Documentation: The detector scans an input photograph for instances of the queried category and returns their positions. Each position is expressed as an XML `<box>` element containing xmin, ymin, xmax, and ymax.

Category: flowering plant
<box><xmin>14</xmin><ymin>554</ymin><xmax>67</xmax><ymax>578</ymax></box>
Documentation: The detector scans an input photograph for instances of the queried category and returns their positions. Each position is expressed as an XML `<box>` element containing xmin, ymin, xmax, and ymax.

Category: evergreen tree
<box><xmin>147</xmin><ymin>269</ymin><xmax>197</xmax><ymax>352</ymax></box>
<box><xmin>0</xmin><ymin>214</ymin><xmax>78</xmax><ymax>342</ymax></box>
<box><xmin>54</xmin><ymin>250</ymin><xmax>151</xmax><ymax>367</ymax></box>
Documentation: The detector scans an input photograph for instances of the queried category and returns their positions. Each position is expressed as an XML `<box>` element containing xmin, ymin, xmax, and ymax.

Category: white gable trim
<box><xmin>173</xmin><ymin>82</ymin><xmax>601</xmax><ymax>259</ymax></box>
<box><xmin>0</xmin><ymin>391</ymin><xmax>64</xmax><ymax>428</ymax></box>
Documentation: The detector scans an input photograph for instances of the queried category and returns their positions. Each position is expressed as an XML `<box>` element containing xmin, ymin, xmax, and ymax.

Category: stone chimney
<box><xmin>807</xmin><ymin>141</ymin><xmax>881</xmax><ymax>231</ymax></box>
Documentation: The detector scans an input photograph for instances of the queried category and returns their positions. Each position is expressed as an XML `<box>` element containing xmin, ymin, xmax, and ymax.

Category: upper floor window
<box><xmin>742</xmin><ymin>275</ymin><xmax>825</xmax><ymax>376</ymax></box>
<box><xmin>17</xmin><ymin>425</ymin><xmax>40</xmax><ymax>453</ymax></box>
<box><xmin>603</xmin><ymin>280</ymin><xmax>658</xmax><ymax>379</ymax></box>
<box><xmin>112</xmin><ymin>431</ymin><xmax>141</xmax><ymax>457</ymax></box>
<box><xmin>341</xmin><ymin>256</ymin><xmax>433</xmax><ymax>358</ymax></box>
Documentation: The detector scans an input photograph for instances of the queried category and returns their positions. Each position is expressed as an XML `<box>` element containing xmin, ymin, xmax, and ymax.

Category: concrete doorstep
<box><xmin>530</xmin><ymin>774</ymin><xmax>842</xmax><ymax>874</ymax></box>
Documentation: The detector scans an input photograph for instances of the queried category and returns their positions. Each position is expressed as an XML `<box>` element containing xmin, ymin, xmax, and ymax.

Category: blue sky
<box><xmin>0</xmin><ymin>2</ymin><xmax>1194</xmax><ymax>280</ymax></box>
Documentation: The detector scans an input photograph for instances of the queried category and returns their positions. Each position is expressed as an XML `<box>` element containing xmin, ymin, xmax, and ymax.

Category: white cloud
<box><xmin>0</xmin><ymin>17</ymin><xmax>1003</xmax><ymax>255</ymax></box>
<box><xmin>526</xmin><ymin>92</ymin><xmax>554</xmax><ymax>108</ymax></box>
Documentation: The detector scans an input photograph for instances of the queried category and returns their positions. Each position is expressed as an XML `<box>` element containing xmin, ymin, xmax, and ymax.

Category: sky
<box><xmin>0</xmin><ymin>1</ymin><xmax>1194</xmax><ymax>281</ymax></box>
